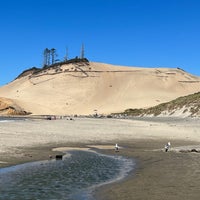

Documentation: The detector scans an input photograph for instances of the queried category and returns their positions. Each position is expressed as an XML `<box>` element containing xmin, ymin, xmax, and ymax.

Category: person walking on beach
<box><xmin>165</xmin><ymin>142</ymin><xmax>171</xmax><ymax>152</ymax></box>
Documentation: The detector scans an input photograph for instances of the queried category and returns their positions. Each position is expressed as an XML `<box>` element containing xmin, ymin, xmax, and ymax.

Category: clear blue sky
<box><xmin>0</xmin><ymin>0</ymin><xmax>200</xmax><ymax>86</ymax></box>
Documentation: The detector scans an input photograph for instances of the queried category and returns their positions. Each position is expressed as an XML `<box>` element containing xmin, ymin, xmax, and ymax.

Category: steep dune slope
<box><xmin>0</xmin><ymin>62</ymin><xmax>200</xmax><ymax>115</ymax></box>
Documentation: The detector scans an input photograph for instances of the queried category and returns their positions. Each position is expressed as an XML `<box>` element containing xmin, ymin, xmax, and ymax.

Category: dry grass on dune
<box><xmin>120</xmin><ymin>92</ymin><xmax>200</xmax><ymax>117</ymax></box>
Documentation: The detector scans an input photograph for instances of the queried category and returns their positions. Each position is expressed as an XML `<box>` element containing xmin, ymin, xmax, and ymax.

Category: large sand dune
<box><xmin>0</xmin><ymin>62</ymin><xmax>200</xmax><ymax>115</ymax></box>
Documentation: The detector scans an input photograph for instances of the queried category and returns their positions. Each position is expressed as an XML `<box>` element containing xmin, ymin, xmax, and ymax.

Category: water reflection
<box><xmin>0</xmin><ymin>151</ymin><xmax>134</xmax><ymax>200</ymax></box>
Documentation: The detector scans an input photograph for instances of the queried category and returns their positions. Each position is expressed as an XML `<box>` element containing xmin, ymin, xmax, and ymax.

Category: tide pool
<box><xmin>0</xmin><ymin>150</ymin><xmax>135</xmax><ymax>200</ymax></box>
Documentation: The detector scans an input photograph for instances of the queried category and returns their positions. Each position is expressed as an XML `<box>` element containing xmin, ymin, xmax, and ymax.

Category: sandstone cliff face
<box><xmin>0</xmin><ymin>97</ymin><xmax>29</xmax><ymax>115</ymax></box>
<box><xmin>0</xmin><ymin>62</ymin><xmax>200</xmax><ymax>115</ymax></box>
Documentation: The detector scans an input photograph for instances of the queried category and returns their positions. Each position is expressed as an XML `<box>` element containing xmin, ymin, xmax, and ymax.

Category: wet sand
<box><xmin>0</xmin><ymin>117</ymin><xmax>200</xmax><ymax>199</ymax></box>
<box><xmin>94</xmin><ymin>139</ymin><xmax>200</xmax><ymax>200</ymax></box>
<box><xmin>1</xmin><ymin>139</ymin><xmax>200</xmax><ymax>200</ymax></box>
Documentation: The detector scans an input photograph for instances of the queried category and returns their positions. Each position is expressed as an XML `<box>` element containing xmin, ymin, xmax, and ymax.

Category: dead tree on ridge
<box><xmin>64</xmin><ymin>46</ymin><xmax>68</xmax><ymax>61</ymax></box>
<box><xmin>80</xmin><ymin>44</ymin><xmax>84</xmax><ymax>59</ymax></box>
<box><xmin>43</xmin><ymin>48</ymin><xmax>49</xmax><ymax>67</ymax></box>
<box><xmin>50</xmin><ymin>48</ymin><xmax>56</xmax><ymax>64</ymax></box>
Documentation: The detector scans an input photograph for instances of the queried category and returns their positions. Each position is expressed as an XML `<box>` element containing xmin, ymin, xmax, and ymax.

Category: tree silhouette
<box><xmin>43</xmin><ymin>48</ymin><xmax>49</xmax><ymax>67</ymax></box>
<box><xmin>50</xmin><ymin>48</ymin><xmax>56</xmax><ymax>64</ymax></box>
<box><xmin>80</xmin><ymin>44</ymin><xmax>84</xmax><ymax>59</ymax></box>
<box><xmin>43</xmin><ymin>48</ymin><xmax>58</xmax><ymax>67</ymax></box>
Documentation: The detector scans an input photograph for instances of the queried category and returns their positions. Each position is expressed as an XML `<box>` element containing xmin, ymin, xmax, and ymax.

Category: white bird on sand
<box><xmin>115</xmin><ymin>143</ymin><xmax>119</xmax><ymax>152</ymax></box>
<box><xmin>165</xmin><ymin>141</ymin><xmax>171</xmax><ymax>152</ymax></box>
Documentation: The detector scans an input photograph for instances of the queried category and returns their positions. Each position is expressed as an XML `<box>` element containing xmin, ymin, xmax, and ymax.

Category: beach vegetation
<box><xmin>116</xmin><ymin>92</ymin><xmax>200</xmax><ymax>117</ymax></box>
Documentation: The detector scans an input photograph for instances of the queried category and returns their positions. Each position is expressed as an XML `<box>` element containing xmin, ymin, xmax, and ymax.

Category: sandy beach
<box><xmin>0</xmin><ymin>117</ymin><xmax>200</xmax><ymax>199</ymax></box>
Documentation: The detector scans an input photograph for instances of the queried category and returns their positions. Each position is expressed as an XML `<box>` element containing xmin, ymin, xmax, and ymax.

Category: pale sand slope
<box><xmin>0</xmin><ymin>62</ymin><xmax>200</xmax><ymax>115</ymax></box>
<box><xmin>0</xmin><ymin>118</ymin><xmax>200</xmax><ymax>160</ymax></box>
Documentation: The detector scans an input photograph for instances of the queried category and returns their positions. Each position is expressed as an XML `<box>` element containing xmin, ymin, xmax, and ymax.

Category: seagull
<box><xmin>115</xmin><ymin>143</ymin><xmax>119</xmax><ymax>152</ymax></box>
<box><xmin>165</xmin><ymin>141</ymin><xmax>171</xmax><ymax>152</ymax></box>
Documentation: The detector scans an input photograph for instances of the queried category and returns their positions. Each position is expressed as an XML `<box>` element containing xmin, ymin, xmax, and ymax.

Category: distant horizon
<box><xmin>1</xmin><ymin>0</ymin><xmax>200</xmax><ymax>85</ymax></box>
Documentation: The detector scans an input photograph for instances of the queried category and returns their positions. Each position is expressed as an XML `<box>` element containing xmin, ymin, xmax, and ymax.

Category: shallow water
<box><xmin>0</xmin><ymin>116</ymin><xmax>28</xmax><ymax>122</ymax></box>
<box><xmin>0</xmin><ymin>150</ymin><xmax>135</xmax><ymax>200</ymax></box>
